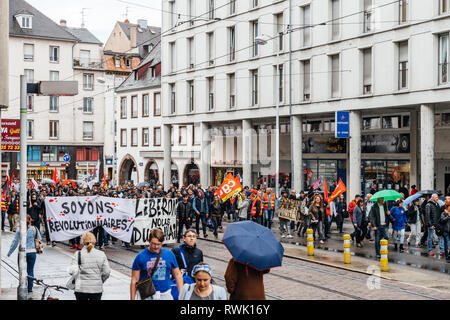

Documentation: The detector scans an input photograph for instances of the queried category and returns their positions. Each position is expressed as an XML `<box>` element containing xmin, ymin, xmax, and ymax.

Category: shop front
<box><xmin>362</xmin><ymin>160</ymin><xmax>410</xmax><ymax>196</ymax></box>
<box><xmin>212</xmin><ymin>167</ymin><xmax>243</xmax><ymax>186</ymax></box>
<box><xmin>184</xmin><ymin>162</ymin><xmax>200</xmax><ymax>186</ymax></box>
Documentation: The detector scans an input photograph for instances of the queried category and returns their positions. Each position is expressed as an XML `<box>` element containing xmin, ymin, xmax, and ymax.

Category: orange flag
<box><xmin>329</xmin><ymin>178</ymin><xmax>347</xmax><ymax>202</ymax></box>
<box><xmin>215</xmin><ymin>173</ymin><xmax>242</xmax><ymax>202</ymax></box>
<box><xmin>53</xmin><ymin>167</ymin><xmax>60</xmax><ymax>184</ymax></box>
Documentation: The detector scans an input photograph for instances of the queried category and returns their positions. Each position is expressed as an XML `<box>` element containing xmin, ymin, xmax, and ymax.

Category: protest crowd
<box><xmin>1</xmin><ymin>174</ymin><xmax>450</xmax><ymax>300</ymax></box>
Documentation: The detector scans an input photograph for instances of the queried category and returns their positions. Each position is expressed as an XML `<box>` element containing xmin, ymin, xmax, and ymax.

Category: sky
<box><xmin>26</xmin><ymin>0</ymin><xmax>162</xmax><ymax>44</ymax></box>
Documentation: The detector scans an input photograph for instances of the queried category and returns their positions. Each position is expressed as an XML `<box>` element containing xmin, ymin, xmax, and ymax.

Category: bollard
<box><xmin>343</xmin><ymin>234</ymin><xmax>351</xmax><ymax>264</ymax></box>
<box><xmin>306</xmin><ymin>229</ymin><xmax>314</xmax><ymax>256</ymax></box>
<box><xmin>380</xmin><ymin>239</ymin><xmax>389</xmax><ymax>272</ymax></box>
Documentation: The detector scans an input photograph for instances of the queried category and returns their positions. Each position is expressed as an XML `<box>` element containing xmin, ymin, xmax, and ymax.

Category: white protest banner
<box><xmin>133</xmin><ymin>197</ymin><xmax>178</xmax><ymax>245</ymax></box>
<box><xmin>45</xmin><ymin>196</ymin><xmax>135</xmax><ymax>242</ymax></box>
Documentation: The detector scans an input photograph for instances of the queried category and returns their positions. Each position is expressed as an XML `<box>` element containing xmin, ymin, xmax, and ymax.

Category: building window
<box><xmin>42</xmin><ymin>146</ymin><xmax>57</xmax><ymax>162</ymax></box>
<box><xmin>193</xmin><ymin>124</ymin><xmax>201</xmax><ymax>145</ymax></box>
<box><xmin>115</xmin><ymin>57</ymin><xmax>121</xmax><ymax>68</ymax></box>
<box><xmin>179</xmin><ymin>126</ymin><xmax>187</xmax><ymax>145</ymax></box>
<box><xmin>188</xmin><ymin>0</ymin><xmax>194</xmax><ymax>25</ymax></box>
<box><xmin>49</xmin><ymin>71</ymin><xmax>59</xmax><ymax>81</ymax></box>
<box><xmin>20</xmin><ymin>16</ymin><xmax>32</xmax><ymax>29</ymax></box>
<box><xmin>83</xmin><ymin>74</ymin><xmax>94</xmax><ymax>90</ymax></box>
<box><xmin>26</xmin><ymin>146</ymin><xmax>40</xmax><ymax>162</ymax></box>
<box><xmin>363</xmin><ymin>116</ymin><xmax>381</xmax><ymax>130</ymax></box>
<box><xmin>80</xmin><ymin>50</ymin><xmax>90</xmax><ymax>67</ymax></box>
<box><xmin>121</xmin><ymin>129</ymin><xmax>127</xmax><ymax>146</ymax></box>
<box><xmin>229</xmin><ymin>26</ymin><xmax>236</xmax><ymax>62</ymax></box>
<box><xmin>154</xmin><ymin>92</ymin><xmax>161</xmax><ymax>116</ymax></box>
<box><xmin>362</xmin><ymin>48</ymin><xmax>372</xmax><ymax>94</ymax></box>
<box><xmin>304</xmin><ymin>121</ymin><xmax>322</xmax><ymax>133</ymax></box>
<box><xmin>382</xmin><ymin>116</ymin><xmax>401</xmax><ymax>129</ymax></box>
<box><xmin>126</xmin><ymin>59</ymin><xmax>131</xmax><ymax>69</ymax></box>
<box><xmin>170</xmin><ymin>84</ymin><xmax>176</xmax><ymax>114</ymax></box>
<box><xmin>229</xmin><ymin>73</ymin><xmax>236</xmax><ymax>108</ymax></box>
<box><xmin>49</xmin><ymin>46</ymin><xmax>59</xmax><ymax>62</ymax></box>
<box><xmin>188</xmin><ymin>37</ymin><xmax>194</xmax><ymax>69</ymax></box>
<box><xmin>439</xmin><ymin>33</ymin><xmax>449</xmax><ymax>85</ymax></box>
<box><xmin>49</xmin><ymin>96</ymin><xmax>59</xmax><ymax>112</ymax></box>
<box><xmin>83</xmin><ymin>97</ymin><xmax>93</xmax><ymax>113</ymax></box>
<box><xmin>302</xmin><ymin>59</ymin><xmax>311</xmax><ymax>101</ymax></box>
<box><xmin>83</xmin><ymin>121</ymin><xmax>94</xmax><ymax>139</ymax></box>
<box><xmin>121</xmin><ymin>97</ymin><xmax>127</xmax><ymax>118</ymax></box>
<box><xmin>251</xmin><ymin>21</ymin><xmax>259</xmax><ymax>57</ymax></box>
<box><xmin>169</xmin><ymin>42</ymin><xmax>175</xmax><ymax>72</ymax></box>
<box><xmin>323</xmin><ymin>120</ymin><xmax>335</xmax><ymax>132</ymax></box>
<box><xmin>208</xmin><ymin>77</ymin><xmax>214</xmax><ymax>111</ymax></box>
<box><xmin>188</xmin><ymin>81</ymin><xmax>194</xmax><ymax>113</ymax></box>
<box><xmin>154</xmin><ymin>127</ymin><xmax>161</xmax><ymax>146</ymax></box>
<box><xmin>27</xmin><ymin>95</ymin><xmax>34</xmax><ymax>112</ymax></box>
<box><xmin>27</xmin><ymin>120</ymin><xmax>33</xmax><ymax>138</ymax></box>
<box><xmin>25</xmin><ymin>69</ymin><xmax>34</xmax><ymax>83</ymax></box>
<box><xmin>252</xmin><ymin>0</ymin><xmax>258</xmax><ymax>8</ymax></box>
<box><xmin>331</xmin><ymin>0</ymin><xmax>340</xmax><ymax>40</ymax></box>
<box><xmin>142</xmin><ymin>128</ymin><xmax>149</xmax><ymax>146</ymax></box>
<box><xmin>440</xmin><ymin>0</ymin><xmax>449</xmax><ymax>14</ymax></box>
<box><xmin>277</xmin><ymin>64</ymin><xmax>283</xmax><ymax>102</ymax></box>
<box><xmin>142</xmin><ymin>94</ymin><xmax>149</xmax><ymax>117</ymax></box>
<box><xmin>398</xmin><ymin>41</ymin><xmax>408</xmax><ymax>89</ymax></box>
<box><xmin>302</xmin><ymin>5</ymin><xmax>311</xmax><ymax>47</ymax></box>
<box><xmin>169</xmin><ymin>0</ymin><xmax>175</xmax><ymax>28</ymax></box>
<box><xmin>230</xmin><ymin>0</ymin><xmax>236</xmax><ymax>15</ymax></box>
<box><xmin>363</xmin><ymin>0</ymin><xmax>373</xmax><ymax>33</ymax></box>
<box><xmin>24</xmin><ymin>44</ymin><xmax>34</xmax><ymax>61</ymax></box>
<box><xmin>209</xmin><ymin>0</ymin><xmax>215</xmax><ymax>20</ymax></box>
<box><xmin>330</xmin><ymin>54</ymin><xmax>340</xmax><ymax>98</ymax></box>
<box><xmin>399</xmin><ymin>0</ymin><xmax>408</xmax><ymax>23</ymax></box>
<box><xmin>49</xmin><ymin>120</ymin><xmax>59</xmax><ymax>139</ymax></box>
<box><xmin>131</xmin><ymin>128</ymin><xmax>138</xmax><ymax>146</ymax></box>
<box><xmin>131</xmin><ymin>95</ymin><xmax>138</xmax><ymax>118</ymax></box>
<box><xmin>251</xmin><ymin>69</ymin><xmax>258</xmax><ymax>106</ymax></box>
<box><xmin>207</xmin><ymin>32</ymin><xmax>214</xmax><ymax>66</ymax></box>
<box><xmin>276</xmin><ymin>13</ymin><xmax>283</xmax><ymax>52</ymax></box>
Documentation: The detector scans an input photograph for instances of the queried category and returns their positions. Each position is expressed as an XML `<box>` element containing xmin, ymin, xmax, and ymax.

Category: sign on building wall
<box><xmin>1</xmin><ymin>119</ymin><xmax>20</xmax><ymax>152</ymax></box>
<box><xmin>335</xmin><ymin>111</ymin><xmax>350</xmax><ymax>138</ymax></box>
<box><xmin>361</xmin><ymin>134</ymin><xmax>410</xmax><ymax>153</ymax></box>
<box><xmin>302</xmin><ymin>136</ymin><xmax>347</xmax><ymax>153</ymax></box>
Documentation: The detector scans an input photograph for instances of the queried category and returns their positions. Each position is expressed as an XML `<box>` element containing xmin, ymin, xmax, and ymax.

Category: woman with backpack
<box><xmin>7</xmin><ymin>215</ymin><xmax>42</xmax><ymax>294</ymax></box>
<box><xmin>391</xmin><ymin>199</ymin><xmax>408</xmax><ymax>252</ymax></box>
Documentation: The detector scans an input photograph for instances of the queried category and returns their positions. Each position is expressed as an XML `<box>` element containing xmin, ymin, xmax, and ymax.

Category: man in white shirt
<box><xmin>368</xmin><ymin>197</ymin><xmax>392</xmax><ymax>259</ymax></box>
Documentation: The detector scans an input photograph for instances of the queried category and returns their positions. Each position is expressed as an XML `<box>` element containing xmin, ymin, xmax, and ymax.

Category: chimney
<box><xmin>60</xmin><ymin>19</ymin><xmax>67</xmax><ymax>27</ymax></box>
<box><xmin>130</xmin><ymin>25</ymin><xmax>137</xmax><ymax>47</ymax></box>
<box><xmin>137</xmin><ymin>19</ymin><xmax>148</xmax><ymax>29</ymax></box>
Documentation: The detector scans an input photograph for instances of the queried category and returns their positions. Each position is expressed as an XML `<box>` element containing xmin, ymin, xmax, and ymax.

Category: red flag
<box><xmin>215</xmin><ymin>173</ymin><xmax>242</xmax><ymax>202</ymax></box>
<box><xmin>53</xmin><ymin>168</ymin><xmax>60</xmax><ymax>184</ymax></box>
<box><xmin>329</xmin><ymin>178</ymin><xmax>347</xmax><ymax>202</ymax></box>
<box><xmin>9</xmin><ymin>171</ymin><xmax>14</xmax><ymax>187</ymax></box>
<box><xmin>324</xmin><ymin>180</ymin><xmax>330</xmax><ymax>216</ymax></box>
<box><xmin>102</xmin><ymin>173</ymin><xmax>107</xmax><ymax>188</ymax></box>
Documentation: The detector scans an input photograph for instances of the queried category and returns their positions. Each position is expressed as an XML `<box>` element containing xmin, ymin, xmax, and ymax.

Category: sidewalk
<box><xmin>1</xmin><ymin>231</ymin><xmax>130</xmax><ymax>300</ymax></box>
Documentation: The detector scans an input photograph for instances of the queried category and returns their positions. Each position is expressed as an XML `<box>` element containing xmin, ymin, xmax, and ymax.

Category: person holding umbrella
<box><xmin>222</xmin><ymin>221</ymin><xmax>284</xmax><ymax>300</ymax></box>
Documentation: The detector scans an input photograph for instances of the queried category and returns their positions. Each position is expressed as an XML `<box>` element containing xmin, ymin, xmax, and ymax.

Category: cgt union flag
<box><xmin>215</xmin><ymin>173</ymin><xmax>242</xmax><ymax>202</ymax></box>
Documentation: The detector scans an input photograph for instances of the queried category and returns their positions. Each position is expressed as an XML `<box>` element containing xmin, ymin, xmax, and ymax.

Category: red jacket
<box><xmin>348</xmin><ymin>200</ymin><xmax>357</xmax><ymax>223</ymax></box>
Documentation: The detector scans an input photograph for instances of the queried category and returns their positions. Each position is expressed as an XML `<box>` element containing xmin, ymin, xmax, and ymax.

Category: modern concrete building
<box><xmin>160</xmin><ymin>0</ymin><xmax>450</xmax><ymax>196</ymax></box>
<box><xmin>5</xmin><ymin>0</ymin><xmax>106</xmax><ymax>182</ymax></box>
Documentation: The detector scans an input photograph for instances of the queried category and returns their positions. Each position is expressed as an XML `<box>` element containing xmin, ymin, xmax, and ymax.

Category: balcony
<box><xmin>73</xmin><ymin>58</ymin><xmax>105</xmax><ymax>70</ymax></box>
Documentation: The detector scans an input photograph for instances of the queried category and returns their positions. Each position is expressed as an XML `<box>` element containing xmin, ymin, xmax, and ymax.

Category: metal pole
<box><xmin>18</xmin><ymin>75</ymin><xmax>28</xmax><ymax>300</ymax></box>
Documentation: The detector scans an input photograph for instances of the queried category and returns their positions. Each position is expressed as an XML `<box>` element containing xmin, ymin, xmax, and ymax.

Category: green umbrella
<box><xmin>370</xmin><ymin>190</ymin><xmax>404</xmax><ymax>202</ymax></box>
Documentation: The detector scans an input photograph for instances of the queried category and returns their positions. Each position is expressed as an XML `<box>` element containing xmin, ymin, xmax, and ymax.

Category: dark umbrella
<box><xmin>222</xmin><ymin>221</ymin><xmax>284</xmax><ymax>271</ymax></box>
<box><xmin>417</xmin><ymin>190</ymin><xmax>442</xmax><ymax>196</ymax></box>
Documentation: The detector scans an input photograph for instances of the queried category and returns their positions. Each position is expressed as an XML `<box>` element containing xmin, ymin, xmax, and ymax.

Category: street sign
<box><xmin>335</xmin><ymin>111</ymin><xmax>350</xmax><ymax>138</ymax></box>
<box><xmin>1</xmin><ymin>119</ymin><xmax>20</xmax><ymax>152</ymax></box>
<box><xmin>63</xmin><ymin>154</ymin><xmax>71</xmax><ymax>162</ymax></box>
<box><xmin>38</xmin><ymin>81</ymin><xmax>78</xmax><ymax>96</ymax></box>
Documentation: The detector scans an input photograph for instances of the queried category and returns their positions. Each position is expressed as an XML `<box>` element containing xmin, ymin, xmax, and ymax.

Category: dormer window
<box><xmin>115</xmin><ymin>57</ymin><xmax>121</xmax><ymax>68</ymax></box>
<box><xmin>151</xmin><ymin>67</ymin><xmax>155</xmax><ymax>78</ymax></box>
<box><xmin>16</xmin><ymin>14</ymin><xmax>33</xmax><ymax>29</ymax></box>
<box><xmin>126</xmin><ymin>59</ymin><xmax>131</xmax><ymax>69</ymax></box>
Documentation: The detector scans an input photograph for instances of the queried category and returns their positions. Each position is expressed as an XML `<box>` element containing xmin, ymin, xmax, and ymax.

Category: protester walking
<box><xmin>278</xmin><ymin>191</ymin><xmax>293</xmax><ymax>238</ymax></box>
<box><xmin>210</xmin><ymin>195</ymin><xmax>223</xmax><ymax>239</ymax></box>
<box><xmin>27</xmin><ymin>193</ymin><xmax>42</xmax><ymax>231</ymax></box>
<box><xmin>425</xmin><ymin>194</ymin><xmax>442</xmax><ymax>257</ymax></box>
<box><xmin>350</xmin><ymin>199</ymin><xmax>365</xmax><ymax>247</ymax></box>
<box><xmin>391</xmin><ymin>199</ymin><xmax>408</xmax><ymax>252</ymax></box>
<box><xmin>179</xmin><ymin>263</ymin><xmax>227</xmax><ymax>300</ymax></box>
<box><xmin>237</xmin><ymin>192</ymin><xmax>249</xmax><ymax>221</ymax></box>
<box><xmin>172</xmin><ymin>229</ymin><xmax>203</xmax><ymax>281</ymax></box>
<box><xmin>368</xmin><ymin>197</ymin><xmax>392</xmax><ymax>259</ymax></box>
<box><xmin>224</xmin><ymin>258</ymin><xmax>269</xmax><ymax>300</ymax></box>
<box><xmin>130</xmin><ymin>228</ymin><xmax>183</xmax><ymax>300</ymax></box>
<box><xmin>248</xmin><ymin>189</ymin><xmax>263</xmax><ymax>225</ymax></box>
<box><xmin>192</xmin><ymin>189</ymin><xmax>209</xmax><ymax>238</ymax></box>
<box><xmin>262</xmin><ymin>188</ymin><xmax>276</xmax><ymax>229</ymax></box>
<box><xmin>7</xmin><ymin>215</ymin><xmax>41</xmax><ymax>294</ymax></box>
<box><xmin>7</xmin><ymin>190</ymin><xmax>19</xmax><ymax>232</ymax></box>
<box><xmin>406</xmin><ymin>198</ymin><xmax>423</xmax><ymax>247</ymax></box>
<box><xmin>308</xmin><ymin>194</ymin><xmax>326</xmax><ymax>244</ymax></box>
<box><xmin>68</xmin><ymin>232</ymin><xmax>111</xmax><ymax>300</ymax></box>
<box><xmin>176</xmin><ymin>194</ymin><xmax>193</xmax><ymax>243</ymax></box>
<box><xmin>439</xmin><ymin>198</ymin><xmax>450</xmax><ymax>261</ymax></box>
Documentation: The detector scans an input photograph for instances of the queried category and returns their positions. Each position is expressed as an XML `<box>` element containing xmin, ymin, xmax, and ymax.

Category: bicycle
<box><xmin>28</xmin><ymin>276</ymin><xmax>69</xmax><ymax>300</ymax></box>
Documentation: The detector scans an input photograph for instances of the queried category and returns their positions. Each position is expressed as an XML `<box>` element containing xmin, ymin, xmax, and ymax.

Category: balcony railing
<box><xmin>73</xmin><ymin>58</ymin><xmax>105</xmax><ymax>69</ymax></box>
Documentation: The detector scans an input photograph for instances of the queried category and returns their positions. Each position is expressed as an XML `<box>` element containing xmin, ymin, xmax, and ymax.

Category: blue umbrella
<box><xmin>222</xmin><ymin>221</ymin><xmax>284</xmax><ymax>271</ymax></box>
<box><xmin>402</xmin><ymin>193</ymin><xmax>423</xmax><ymax>208</ymax></box>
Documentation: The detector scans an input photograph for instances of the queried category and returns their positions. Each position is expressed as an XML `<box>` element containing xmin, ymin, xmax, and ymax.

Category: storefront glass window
<box><xmin>386</xmin><ymin>161</ymin><xmax>410</xmax><ymax>191</ymax></box>
<box><xmin>382</xmin><ymin>116</ymin><xmax>401</xmax><ymax>129</ymax></box>
<box><xmin>363</xmin><ymin>160</ymin><xmax>386</xmax><ymax>195</ymax></box>
<box><xmin>42</xmin><ymin>146</ymin><xmax>57</xmax><ymax>162</ymax></box>
<box><xmin>317</xmin><ymin>160</ymin><xmax>337</xmax><ymax>186</ymax></box>
<box><xmin>303</xmin><ymin>160</ymin><xmax>318</xmax><ymax>187</ymax></box>
<box><xmin>362</xmin><ymin>160</ymin><xmax>410</xmax><ymax>196</ymax></box>
<box><xmin>363</xmin><ymin>117</ymin><xmax>381</xmax><ymax>130</ymax></box>
<box><xmin>58</xmin><ymin>147</ymin><xmax>68</xmax><ymax>161</ymax></box>
<box><xmin>24</xmin><ymin>146</ymin><xmax>40</xmax><ymax>162</ymax></box>
<box><xmin>441</xmin><ymin>113</ymin><xmax>450</xmax><ymax>126</ymax></box>
<box><xmin>304</xmin><ymin>121</ymin><xmax>322</xmax><ymax>133</ymax></box>
<box><xmin>402</xmin><ymin>115</ymin><xmax>410</xmax><ymax>128</ymax></box>
<box><xmin>2</xmin><ymin>153</ymin><xmax>11</xmax><ymax>162</ymax></box>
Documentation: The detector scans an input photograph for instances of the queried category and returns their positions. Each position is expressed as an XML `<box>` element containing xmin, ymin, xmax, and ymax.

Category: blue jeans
<box><xmin>26</xmin><ymin>253</ymin><xmax>37</xmax><ymax>292</ymax></box>
<box><xmin>427</xmin><ymin>228</ymin><xmax>436</xmax><ymax>252</ymax></box>
<box><xmin>374</xmin><ymin>225</ymin><xmax>389</xmax><ymax>256</ymax></box>
<box><xmin>442</xmin><ymin>232</ymin><xmax>450</xmax><ymax>259</ymax></box>
<box><xmin>263</xmin><ymin>209</ymin><xmax>274</xmax><ymax>229</ymax></box>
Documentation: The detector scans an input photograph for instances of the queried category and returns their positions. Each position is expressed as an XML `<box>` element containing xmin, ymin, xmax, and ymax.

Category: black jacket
<box><xmin>171</xmin><ymin>243</ymin><xmax>203</xmax><ymax>278</ymax></box>
<box><xmin>210</xmin><ymin>200</ymin><xmax>223</xmax><ymax>217</ymax></box>
<box><xmin>425</xmin><ymin>200</ymin><xmax>441</xmax><ymax>228</ymax></box>
<box><xmin>368</xmin><ymin>202</ymin><xmax>390</xmax><ymax>228</ymax></box>
<box><xmin>439</xmin><ymin>211</ymin><xmax>450</xmax><ymax>234</ymax></box>
<box><xmin>27</xmin><ymin>199</ymin><xmax>42</xmax><ymax>223</ymax></box>
<box><xmin>7</xmin><ymin>196</ymin><xmax>19</xmax><ymax>215</ymax></box>
<box><xmin>176</xmin><ymin>201</ymin><xmax>192</xmax><ymax>220</ymax></box>
<box><xmin>406</xmin><ymin>205</ymin><xmax>423</xmax><ymax>225</ymax></box>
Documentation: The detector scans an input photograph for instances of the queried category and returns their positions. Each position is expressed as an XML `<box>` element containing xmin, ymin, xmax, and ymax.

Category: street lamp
<box><xmin>255</xmin><ymin>34</ymin><xmax>280</xmax><ymax>198</ymax></box>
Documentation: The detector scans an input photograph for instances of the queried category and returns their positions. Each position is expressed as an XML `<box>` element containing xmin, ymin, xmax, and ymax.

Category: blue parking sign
<box><xmin>63</xmin><ymin>154</ymin><xmax>71</xmax><ymax>162</ymax></box>
<box><xmin>336</xmin><ymin>111</ymin><xmax>350</xmax><ymax>138</ymax></box>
